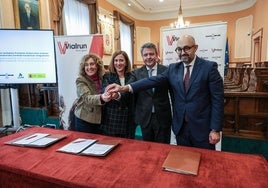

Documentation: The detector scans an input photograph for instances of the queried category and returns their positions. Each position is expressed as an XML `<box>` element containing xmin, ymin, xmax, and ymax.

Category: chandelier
<box><xmin>170</xmin><ymin>0</ymin><xmax>190</xmax><ymax>28</ymax></box>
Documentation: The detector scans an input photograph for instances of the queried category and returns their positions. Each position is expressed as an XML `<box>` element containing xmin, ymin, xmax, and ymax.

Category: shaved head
<box><xmin>176</xmin><ymin>34</ymin><xmax>198</xmax><ymax>64</ymax></box>
<box><xmin>178</xmin><ymin>35</ymin><xmax>196</xmax><ymax>46</ymax></box>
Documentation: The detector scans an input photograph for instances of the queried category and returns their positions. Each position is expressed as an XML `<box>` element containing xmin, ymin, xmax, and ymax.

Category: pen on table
<box><xmin>73</xmin><ymin>139</ymin><xmax>86</xmax><ymax>143</ymax></box>
<box><xmin>25</xmin><ymin>135</ymin><xmax>37</xmax><ymax>140</ymax></box>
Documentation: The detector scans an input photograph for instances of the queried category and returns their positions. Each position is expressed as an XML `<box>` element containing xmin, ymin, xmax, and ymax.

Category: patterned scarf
<box><xmin>90</xmin><ymin>74</ymin><xmax>101</xmax><ymax>94</ymax></box>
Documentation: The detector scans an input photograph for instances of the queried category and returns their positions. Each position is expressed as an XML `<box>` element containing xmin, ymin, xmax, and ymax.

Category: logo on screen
<box><xmin>0</xmin><ymin>73</ymin><xmax>14</xmax><ymax>79</ymax></box>
<box><xmin>17</xmin><ymin>73</ymin><xmax>24</xmax><ymax>79</ymax></box>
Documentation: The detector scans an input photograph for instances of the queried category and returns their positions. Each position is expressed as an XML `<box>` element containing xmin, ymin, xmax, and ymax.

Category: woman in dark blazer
<box><xmin>101</xmin><ymin>51</ymin><xmax>136</xmax><ymax>138</ymax></box>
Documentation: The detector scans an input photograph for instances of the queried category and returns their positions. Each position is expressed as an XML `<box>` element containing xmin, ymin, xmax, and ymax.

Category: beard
<box><xmin>180</xmin><ymin>55</ymin><xmax>191</xmax><ymax>64</ymax></box>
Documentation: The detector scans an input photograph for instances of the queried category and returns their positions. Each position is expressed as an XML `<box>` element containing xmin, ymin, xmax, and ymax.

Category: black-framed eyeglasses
<box><xmin>175</xmin><ymin>45</ymin><xmax>195</xmax><ymax>53</ymax></box>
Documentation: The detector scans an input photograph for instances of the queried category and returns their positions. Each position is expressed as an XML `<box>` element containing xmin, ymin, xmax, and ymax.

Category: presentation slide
<box><xmin>0</xmin><ymin>29</ymin><xmax>57</xmax><ymax>84</ymax></box>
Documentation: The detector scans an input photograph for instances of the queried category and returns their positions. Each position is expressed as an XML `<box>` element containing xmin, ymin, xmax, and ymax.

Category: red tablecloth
<box><xmin>0</xmin><ymin>127</ymin><xmax>267</xmax><ymax>188</ymax></box>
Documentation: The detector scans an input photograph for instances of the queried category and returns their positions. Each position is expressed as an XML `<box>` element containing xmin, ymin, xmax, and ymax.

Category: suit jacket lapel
<box><xmin>140</xmin><ymin>66</ymin><xmax>149</xmax><ymax>78</ymax></box>
<box><xmin>141</xmin><ymin>65</ymin><xmax>154</xmax><ymax>95</ymax></box>
<box><xmin>113</xmin><ymin>74</ymin><xmax>121</xmax><ymax>85</ymax></box>
<box><xmin>156</xmin><ymin>64</ymin><xmax>165</xmax><ymax>74</ymax></box>
<box><xmin>177</xmin><ymin>62</ymin><xmax>185</xmax><ymax>92</ymax></box>
<box><xmin>188</xmin><ymin>57</ymin><xmax>201</xmax><ymax>92</ymax></box>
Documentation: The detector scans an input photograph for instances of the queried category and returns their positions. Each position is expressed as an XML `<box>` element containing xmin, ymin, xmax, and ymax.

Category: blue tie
<box><xmin>148</xmin><ymin>68</ymin><xmax>153</xmax><ymax>77</ymax></box>
<box><xmin>148</xmin><ymin>69</ymin><xmax>155</xmax><ymax>113</ymax></box>
<box><xmin>148</xmin><ymin>69</ymin><xmax>155</xmax><ymax>92</ymax></box>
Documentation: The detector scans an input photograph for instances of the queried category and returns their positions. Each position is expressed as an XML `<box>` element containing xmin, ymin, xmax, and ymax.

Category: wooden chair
<box><xmin>224</xmin><ymin>68</ymin><xmax>245</xmax><ymax>88</ymax></box>
<box><xmin>247</xmin><ymin>69</ymin><xmax>257</xmax><ymax>92</ymax></box>
<box><xmin>224</xmin><ymin>68</ymin><xmax>233</xmax><ymax>82</ymax></box>
<box><xmin>224</xmin><ymin>68</ymin><xmax>235</xmax><ymax>84</ymax></box>
<box><xmin>225</xmin><ymin>68</ymin><xmax>250</xmax><ymax>92</ymax></box>
<box><xmin>224</xmin><ymin>68</ymin><xmax>268</xmax><ymax>140</ymax></box>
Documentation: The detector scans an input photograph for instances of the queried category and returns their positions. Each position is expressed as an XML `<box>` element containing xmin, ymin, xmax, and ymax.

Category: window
<box><xmin>113</xmin><ymin>11</ymin><xmax>135</xmax><ymax>67</ymax></box>
<box><xmin>120</xmin><ymin>21</ymin><xmax>133</xmax><ymax>67</ymax></box>
<box><xmin>63</xmin><ymin>0</ymin><xmax>90</xmax><ymax>35</ymax></box>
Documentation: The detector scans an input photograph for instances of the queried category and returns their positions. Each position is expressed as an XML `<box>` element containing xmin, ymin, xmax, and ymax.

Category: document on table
<box><xmin>29</xmin><ymin>136</ymin><xmax>63</xmax><ymax>147</ymax></box>
<box><xmin>81</xmin><ymin>143</ymin><xmax>115</xmax><ymax>156</ymax></box>
<box><xmin>13</xmin><ymin>133</ymin><xmax>49</xmax><ymax>145</ymax></box>
<box><xmin>80</xmin><ymin>140</ymin><xmax>121</xmax><ymax>156</ymax></box>
<box><xmin>57</xmin><ymin>138</ymin><xmax>97</xmax><ymax>154</ymax></box>
<box><xmin>5</xmin><ymin>133</ymin><xmax>67</xmax><ymax>147</ymax></box>
<box><xmin>57</xmin><ymin>139</ymin><xmax>121</xmax><ymax>156</ymax></box>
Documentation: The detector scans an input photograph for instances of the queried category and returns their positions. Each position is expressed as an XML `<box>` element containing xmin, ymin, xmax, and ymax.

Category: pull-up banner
<box><xmin>54</xmin><ymin>35</ymin><xmax>103</xmax><ymax>130</ymax></box>
<box><xmin>162</xmin><ymin>22</ymin><xmax>227</xmax><ymax>78</ymax></box>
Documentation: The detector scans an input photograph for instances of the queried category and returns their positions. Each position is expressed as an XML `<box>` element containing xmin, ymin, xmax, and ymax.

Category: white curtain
<box><xmin>63</xmin><ymin>0</ymin><xmax>90</xmax><ymax>35</ymax></box>
<box><xmin>0</xmin><ymin>0</ymin><xmax>2</xmax><ymax>28</ymax></box>
<box><xmin>119</xmin><ymin>21</ymin><xmax>133</xmax><ymax>66</ymax></box>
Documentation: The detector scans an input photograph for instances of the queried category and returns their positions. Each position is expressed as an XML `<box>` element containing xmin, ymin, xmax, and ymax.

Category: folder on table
<box><xmin>5</xmin><ymin>133</ymin><xmax>67</xmax><ymax>148</ymax></box>
<box><xmin>57</xmin><ymin>138</ymin><xmax>120</xmax><ymax>157</ymax></box>
<box><xmin>162</xmin><ymin>148</ymin><xmax>201</xmax><ymax>176</ymax></box>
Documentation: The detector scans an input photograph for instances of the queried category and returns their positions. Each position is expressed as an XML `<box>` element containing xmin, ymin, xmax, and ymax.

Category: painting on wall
<box><xmin>13</xmin><ymin>0</ymin><xmax>40</xmax><ymax>29</ymax></box>
<box><xmin>101</xmin><ymin>22</ymin><xmax>113</xmax><ymax>55</ymax></box>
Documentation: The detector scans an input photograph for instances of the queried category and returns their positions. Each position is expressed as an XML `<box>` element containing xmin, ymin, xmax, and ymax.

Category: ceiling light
<box><xmin>177</xmin><ymin>0</ymin><xmax>184</xmax><ymax>28</ymax></box>
<box><xmin>170</xmin><ymin>0</ymin><xmax>190</xmax><ymax>28</ymax></box>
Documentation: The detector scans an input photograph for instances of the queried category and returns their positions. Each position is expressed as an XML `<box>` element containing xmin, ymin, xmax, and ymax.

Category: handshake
<box><xmin>100</xmin><ymin>83</ymin><xmax>130</xmax><ymax>102</ymax></box>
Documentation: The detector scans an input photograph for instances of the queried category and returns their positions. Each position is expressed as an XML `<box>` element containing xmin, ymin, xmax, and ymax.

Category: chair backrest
<box><xmin>230</xmin><ymin>68</ymin><xmax>239</xmax><ymax>83</ymax></box>
<box><xmin>232</xmin><ymin>68</ymin><xmax>244</xmax><ymax>85</ymax></box>
<box><xmin>225</xmin><ymin>68</ymin><xmax>233</xmax><ymax>81</ymax></box>
<box><xmin>240</xmin><ymin>68</ymin><xmax>250</xmax><ymax>91</ymax></box>
<box><xmin>247</xmin><ymin>69</ymin><xmax>257</xmax><ymax>92</ymax></box>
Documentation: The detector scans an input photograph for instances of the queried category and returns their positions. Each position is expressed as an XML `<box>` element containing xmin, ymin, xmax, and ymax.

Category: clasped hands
<box><xmin>101</xmin><ymin>83</ymin><xmax>124</xmax><ymax>102</ymax></box>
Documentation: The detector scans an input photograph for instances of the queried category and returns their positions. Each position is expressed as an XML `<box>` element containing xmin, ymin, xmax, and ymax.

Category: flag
<box><xmin>224</xmin><ymin>38</ymin><xmax>229</xmax><ymax>76</ymax></box>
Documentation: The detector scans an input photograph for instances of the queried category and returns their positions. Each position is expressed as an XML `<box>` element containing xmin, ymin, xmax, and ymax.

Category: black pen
<box><xmin>25</xmin><ymin>135</ymin><xmax>37</xmax><ymax>140</ymax></box>
<box><xmin>73</xmin><ymin>139</ymin><xmax>86</xmax><ymax>143</ymax></box>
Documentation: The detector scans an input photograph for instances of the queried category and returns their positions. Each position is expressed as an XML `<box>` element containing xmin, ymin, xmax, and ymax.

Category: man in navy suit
<box><xmin>107</xmin><ymin>35</ymin><xmax>224</xmax><ymax>150</ymax></box>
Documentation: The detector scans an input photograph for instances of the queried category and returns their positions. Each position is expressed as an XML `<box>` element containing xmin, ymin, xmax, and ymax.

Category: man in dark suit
<box><xmin>134</xmin><ymin>43</ymin><xmax>172</xmax><ymax>144</ymax></box>
<box><xmin>107</xmin><ymin>35</ymin><xmax>224</xmax><ymax>150</ymax></box>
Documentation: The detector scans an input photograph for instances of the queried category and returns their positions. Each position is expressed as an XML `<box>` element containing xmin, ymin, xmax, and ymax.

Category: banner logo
<box><xmin>211</xmin><ymin>48</ymin><xmax>223</xmax><ymax>53</ymax></box>
<box><xmin>57</xmin><ymin>41</ymin><xmax>88</xmax><ymax>54</ymax></box>
<box><xmin>205</xmin><ymin>34</ymin><xmax>221</xmax><ymax>40</ymax></box>
<box><xmin>166</xmin><ymin>35</ymin><xmax>180</xmax><ymax>46</ymax></box>
<box><xmin>199</xmin><ymin>49</ymin><xmax>208</xmax><ymax>53</ymax></box>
